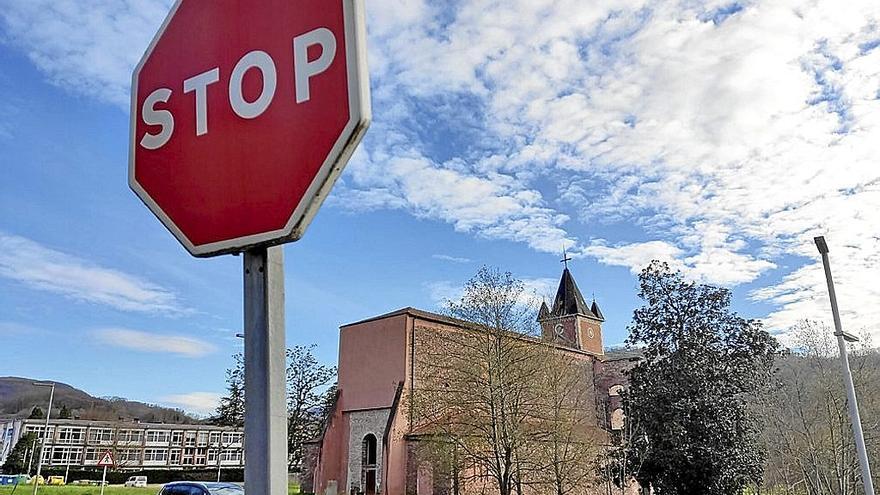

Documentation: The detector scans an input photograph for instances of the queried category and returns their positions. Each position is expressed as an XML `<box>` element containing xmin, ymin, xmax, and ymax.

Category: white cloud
<box><xmin>583</xmin><ymin>240</ymin><xmax>684</xmax><ymax>275</ymax></box>
<box><xmin>432</xmin><ymin>254</ymin><xmax>473</xmax><ymax>263</ymax></box>
<box><xmin>161</xmin><ymin>392</ymin><xmax>221</xmax><ymax>416</ymax></box>
<box><xmin>0</xmin><ymin>0</ymin><xmax>169</xmax><ymax>108</ymax></box>
<box><xmin>583</xmin><ymin>237</ymin><xmax>776</xmax><ymax>286</ymax></box>
<box><xmin>427</xmin><ymin>276</ymin><xmax>557</xmax><ymax>309</ymax></box>
<box><xmin>338</xmin><ymin>153</ymin><xmax>577</xmax><ymax>254</ymax></box>
<box><xmin>93</xmin><ymin>328</ymin><xmax>216</xmax><ymax>357</ymax></box>
<box><xmin>5</xmin><ymin>0</ymin><xmax>880</xmax><ymax>339</ymax></box>
<box><xmin>359</xmin><ymin>0</ymin><xmax>880</xmax><ymax>337</ymax></box>
<box><xmin>0</xmin><ymin>233</ymin><xmax>187</xmax><ymax>314</ymax></box>
<box><xmin>426</xmin><ymin>280</ymin><xmax>462</xmax><ymax>307</ymax></box>
<box><xmin>0</xmin><ymin>321</ymin><xmax>42</xmax><ymax>336</ymax></box>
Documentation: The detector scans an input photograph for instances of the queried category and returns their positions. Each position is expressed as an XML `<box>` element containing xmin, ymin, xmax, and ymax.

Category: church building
<box><xmin>302</xmin><ymin>266</ymin><xmax>639</xmax><ymax>495</ymax></box>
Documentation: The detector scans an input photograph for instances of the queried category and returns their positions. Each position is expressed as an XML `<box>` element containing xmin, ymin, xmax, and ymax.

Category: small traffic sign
<box><xmin>130</xmin><ymin>0</ymin><xmax>371</xmax><ymax>257</ymax></box>
<box><xmin>96</xmin><ymin>451</ymin><xmax>115</xmax><ymax>468</ymax></box>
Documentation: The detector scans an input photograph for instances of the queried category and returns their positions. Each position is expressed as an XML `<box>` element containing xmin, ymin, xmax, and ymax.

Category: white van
<box><xmin>124</xmin><ymin>476</ymin><xmax>148</xmax><ymax>488</ymax></box>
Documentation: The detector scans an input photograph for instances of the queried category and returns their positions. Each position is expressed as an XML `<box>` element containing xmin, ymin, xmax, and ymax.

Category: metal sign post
<box><xmin>99</xmin><ymin>466</ymin><xmax>107</xmax><ymax>495</ymax></box>
<box><xmin>129</xmin><ymin>4</ymin><xmax>369</xmax><ymax>494</ymax></box>
<box><xmin>96</xmin><ymin>450</ymin><xmax>115</xmax><ymax>495</ymax></box>
<box><xmin>243</xmin><ymin>246</ymin><xmax>288</xmax><ymax>495</ymax></box>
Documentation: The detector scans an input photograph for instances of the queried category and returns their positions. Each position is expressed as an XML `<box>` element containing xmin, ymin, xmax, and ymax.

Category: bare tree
<box><xmin>527</xmin><ymin>347</ymin><xmax>604</xmax><ymax>495</ymax></box>
<box><xmin>409</xmin><ymin>267</ymin><xmax>542</xmax><ymax>495</ymax></box>
<box><xmin>410</xmin><ymin>267</ymin><xmax>603</xmax><ymax>495</ymax></box>
<box><xmin>762</xmin><ymin>320</ymin><xmax>880</xmax><ymax>495</ymax></box>
<box><xmin>286</xmin><ymin>345</ymin><xmax>336</xmax><ymax>472</ymax></box>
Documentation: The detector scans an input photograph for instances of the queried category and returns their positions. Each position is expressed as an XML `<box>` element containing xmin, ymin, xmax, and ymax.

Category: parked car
<box><xmin>0</xmin><ymin>475</ymin><xmax>19</xmax><ymax>486</ymax></box>
<box><xmin>159</xmin><ymin>482</ymin><xmax>244</xmax><ymax>495</ymax></box>
<box><xmin>73</xmin><ymin>480</ymin><xmax>106</xmax><ymax>486</ymax></box>
<box><xmin>125</xmin><ymin>476</ymin><xmax>148</xmax><ymax>487</ymax></box>
<box><xmin>47</xmin><ymin>476</ymin><xmax>65</xmax><ymax>485</ymax></box>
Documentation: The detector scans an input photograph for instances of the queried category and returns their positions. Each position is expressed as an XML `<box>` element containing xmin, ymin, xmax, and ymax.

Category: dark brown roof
<box><xmin>603</xmin><ymin>348</ymin><xmax>644</xmax><ymax>362</ymax></box>
<box><xmin>537</xmin><ymin>301</ymin><xmax>550</xmax><ymax>321</ymax></box>
<box><xmin>590</xmin><ymin>300</ymin><xmax>605</xmax><ymax>321</ymax></box>
<box><xmin>550</xmin><ymin>268</ymin><xmax>595</xmax><ymax>318</ymax></box>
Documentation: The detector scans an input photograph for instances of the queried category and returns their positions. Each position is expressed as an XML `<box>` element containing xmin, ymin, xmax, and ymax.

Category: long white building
<box><xmin>0</xmin><ymin>418</ymin><xmax>244</xmax><ymax>471</ymax></box>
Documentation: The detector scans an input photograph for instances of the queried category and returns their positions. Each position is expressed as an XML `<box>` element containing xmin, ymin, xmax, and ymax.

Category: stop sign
<box><xmin>129</xmin><ymin>0</ymin><xmax>370</xmax><ymax>257</ymax></box>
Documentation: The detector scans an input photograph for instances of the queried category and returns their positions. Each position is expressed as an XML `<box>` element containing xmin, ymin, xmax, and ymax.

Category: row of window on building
<box><xmin>24</xmin><ymin>425</ymin><xmax>243</xmax><ymax>447</ymax></box>
<box><xmin>45</xmin><ymin>446</ymin><xmax>243</xmax><ymax>467</ymax></box>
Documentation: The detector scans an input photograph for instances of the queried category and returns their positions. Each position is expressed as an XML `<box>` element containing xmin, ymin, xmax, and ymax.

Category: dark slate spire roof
<box><xmin>537</xmin><ymin>301</ymin><xmax>550</xmax><ymax>321</ymax></box>
<box><xmin>590</xmin><ymin>299</ymin><xmax>605</xmax><ymax>321</ymax></box>
<box><xmin>550</xmin><ymin>268</ymin><xmax>592</xmax><ymax>317</ymax></box>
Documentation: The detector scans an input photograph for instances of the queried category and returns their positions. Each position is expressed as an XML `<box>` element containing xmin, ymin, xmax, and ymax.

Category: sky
<box><xmin>1</xmin><ymin>0</ymin><xmax>879</xmax><ymax>416</ymax></box>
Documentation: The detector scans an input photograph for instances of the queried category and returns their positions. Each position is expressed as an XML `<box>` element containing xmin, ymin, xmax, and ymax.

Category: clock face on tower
<box><xmin>554</xmin><ymin>324</ymin><xmax>564</xmax><ymax>337</ymax></box>
<box><xmin>587</xmin><ymin>326</ymin><xmax>595</xmax><ymax>339</ymax></box>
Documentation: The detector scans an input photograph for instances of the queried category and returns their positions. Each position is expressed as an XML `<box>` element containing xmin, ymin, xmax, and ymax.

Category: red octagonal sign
<box><xmin>130</xmin><ymin>0</ymin><xmax>370</xmax><ymax>257</ymax></box>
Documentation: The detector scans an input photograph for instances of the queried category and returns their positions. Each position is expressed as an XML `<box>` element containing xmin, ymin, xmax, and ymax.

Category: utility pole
<box><xmin>31</xmin><ymin>381</ymin><xmax>55</xmax><ymax>495</ymax></box>
<box><xmin>814</xmin><ymin>236</ymin><xmax>875</xmax><ymax>495</ymax></box>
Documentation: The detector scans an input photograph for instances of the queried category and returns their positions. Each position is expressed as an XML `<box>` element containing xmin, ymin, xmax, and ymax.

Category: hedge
<box><xmin>38</xmin><ymin>468</ymin><xmax>244</xmax><ymax>485</ymax></box>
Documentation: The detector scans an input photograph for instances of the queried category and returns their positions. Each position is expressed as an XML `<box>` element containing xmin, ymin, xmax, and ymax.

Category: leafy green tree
<box><xmin>28</xmin><ymin>406</ymin><xmax>44</xmax><ymax>419</ymax></box>
<box><xmin>215</xmin><ymin>353</ymin><xmax>245</xmax><ymax>427</ymax></box>
<box><xmin>57</xmin><ymin>404</ymin><xmax>72</xmax><ymax>419</ymax></box>
<box><xmin>2</xmin><ymin>432</ymin><xmax>38</xmax><ymax>474</ymax></box>
<box><xmin>624</xmin><ymin>261</ymin><xmax>779</xmax><ymax>495</ymax></box>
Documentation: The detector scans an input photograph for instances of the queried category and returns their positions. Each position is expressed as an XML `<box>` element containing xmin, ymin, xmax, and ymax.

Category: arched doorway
<box><xmin>361</xmin><ymin>434</ymin><xmax>378</xmax><ymax>495</ymax></box>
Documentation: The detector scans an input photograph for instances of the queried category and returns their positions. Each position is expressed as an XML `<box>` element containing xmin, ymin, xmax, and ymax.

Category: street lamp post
<box><xmin>216</xmin><ymin>441</ymin><xmax>225</xmax><ymax>483</ymax></box>
<box><xmin>31</xmin><ymin>381</ymin><xmax>55</xmax><ymax>495</ymax></box>
<box><xmin>814</xmin><ymin>236</ymin><xmax>875</xmax><ymax>495</ymax></box>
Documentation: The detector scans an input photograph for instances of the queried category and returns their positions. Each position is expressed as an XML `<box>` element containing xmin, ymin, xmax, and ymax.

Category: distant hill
<box><xmin>0</xmin><ymin>377</ymin><xmax>200</xmax><ymax>424</ymax></box>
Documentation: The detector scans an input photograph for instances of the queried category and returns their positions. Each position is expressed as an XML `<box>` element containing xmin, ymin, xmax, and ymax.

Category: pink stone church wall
<box><xmin>333</xmin><ymin>312</ymin><xmax>411</xmax><ymax>493</ymax></box>
<box><xmin>385</xmin><ymin>387</ymin><xmax>411</xmax><ymax>495</ymax></box>
<box><xmin>339</xmin><ymin>313</ymin><xmax>409</xmax><ymax>410</ymax></box>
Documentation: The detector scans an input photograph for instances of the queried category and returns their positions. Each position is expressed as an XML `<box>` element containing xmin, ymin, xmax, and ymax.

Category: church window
<box><xmin>611</xmin><ymin>408</ymin><xmax>625</xmax><ymax>431</ymax></box>
<box><xmin>361</xmin><ymin>434</ymin><xmax>378</xmax><ymax>495</ymax></box>
<box><xmin>363</xmin><ymin>434</ymin><xmax>377</xmax><ymax>466</ymax></box>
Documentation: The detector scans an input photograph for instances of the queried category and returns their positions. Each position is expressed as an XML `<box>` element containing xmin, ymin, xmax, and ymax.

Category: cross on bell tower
<box><xmin>561</xmin><ymin>247</ymin><xmax>572</xmax><ymax>269</ymax></box>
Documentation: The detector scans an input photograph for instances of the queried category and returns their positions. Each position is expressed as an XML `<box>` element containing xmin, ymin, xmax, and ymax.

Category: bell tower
<box><xmin>538</xmin><ymin>258</ymin><xmax>605</xmax><ymax>355</ymax></box>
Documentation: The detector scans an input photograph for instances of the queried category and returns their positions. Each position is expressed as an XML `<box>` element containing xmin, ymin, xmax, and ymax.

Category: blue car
<box><xmin>159</xmin><ymin>482</ymin><xmax>244</xmax><ymax>495</ymax></box>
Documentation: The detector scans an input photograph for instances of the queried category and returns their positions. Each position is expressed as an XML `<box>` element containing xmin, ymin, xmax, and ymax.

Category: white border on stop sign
<box><xmin>128</xmin><ymin>0</ymin><xmax>371</xmax><ymax>258</ymax></box>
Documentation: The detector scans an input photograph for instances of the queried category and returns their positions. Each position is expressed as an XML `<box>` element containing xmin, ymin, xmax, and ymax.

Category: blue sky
<box><xmin>2</xmin><ymin>0</ymin><xmax>879</xmax><ymax>415</ymax></box>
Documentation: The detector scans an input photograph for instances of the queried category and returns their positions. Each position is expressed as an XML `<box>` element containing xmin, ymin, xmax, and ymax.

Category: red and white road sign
<box><xmin>96</xmin><ymin>450</ymin><xmax>115</xmax><ymax>468</ymax></box>
<box><xmin>130</xmin><ymin>0</ymin><xmax>370</xmax><ymax>257</ymax></box>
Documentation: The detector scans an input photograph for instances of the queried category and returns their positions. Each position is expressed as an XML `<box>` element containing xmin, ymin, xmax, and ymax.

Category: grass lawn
<box><xmin>0</xmin><ymin>485</ymin><xmax>302</xmax><ymax>495</ymax></box>
<box><xmin>0</xmin><ymin>486</ymin><xmax>158</xmax><ymax>495</ymax></box>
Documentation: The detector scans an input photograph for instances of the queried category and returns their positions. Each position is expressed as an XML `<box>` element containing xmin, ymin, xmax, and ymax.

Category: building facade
<box><xmin>0</xmin><ymin>418</ymin><xmax>244</xmax><ymax>471</ymax></box>
<box><xmin>302</xmin><ymin>267</ymin><xmax>641</xmax><ymax>495</ymax></box>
